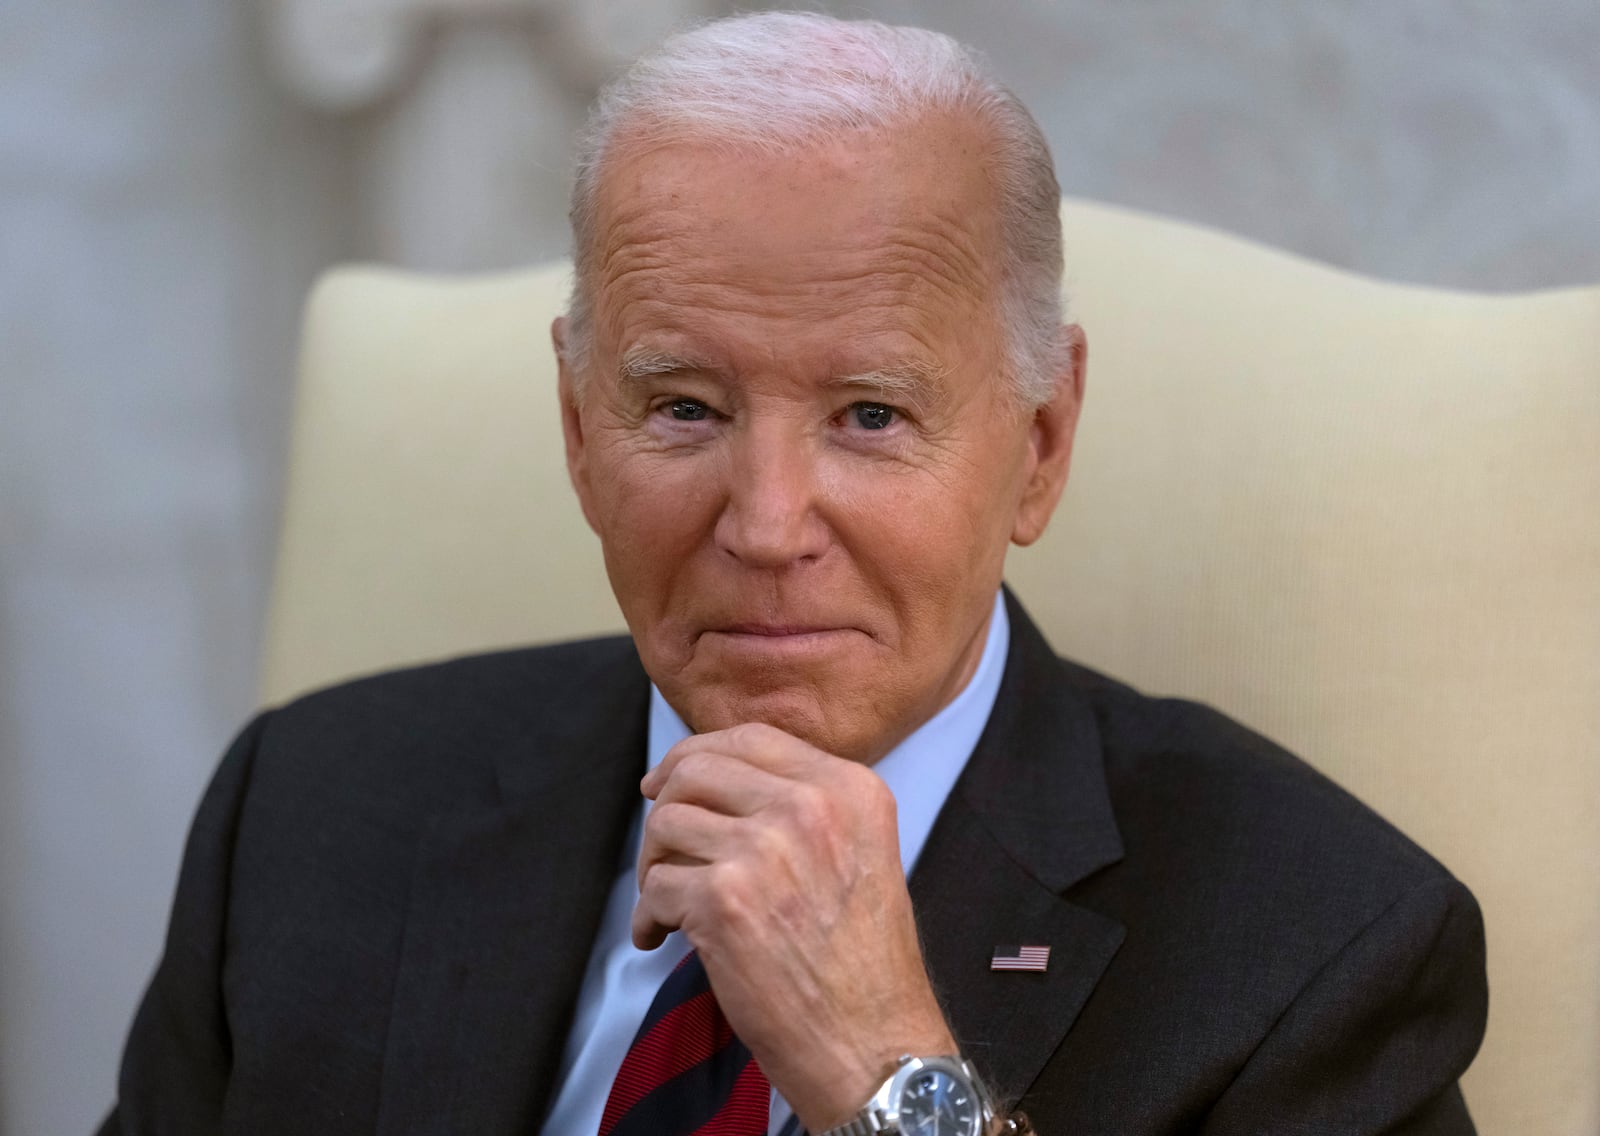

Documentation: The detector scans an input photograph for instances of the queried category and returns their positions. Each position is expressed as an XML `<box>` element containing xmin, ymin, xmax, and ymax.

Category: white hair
<box><xmin>563</xmin><ymin>11</ymin><xmax>1067</xmax><ymax>408</ymax></box>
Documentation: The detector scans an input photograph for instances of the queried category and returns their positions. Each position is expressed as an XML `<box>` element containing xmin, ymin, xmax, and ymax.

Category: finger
<box><xmin>651</xmin><ymin>750</ymin><xmax>794</xmax><ymax>817</ymax></box>
<box><xmin>636</xmin><ymin>800</ymin><xmax>737</xmax><ymax>890</ymax></box>
<box><xmin>632</xmin><ymin>859</ymin><xmax>699</xmax><ymax>950</ymax></box>
<box><xmin>643</xmin><ymin>722</ymin><xmax>825</xmax><ymax>797</ymax></box>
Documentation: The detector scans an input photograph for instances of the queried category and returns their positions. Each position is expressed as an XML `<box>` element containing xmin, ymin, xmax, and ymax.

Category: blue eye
<box><xmin>852</xmin><ymin>402</ymin><xmax>895</xmax><ymax>430</ymax></box>
<box><xmin>670</xmin><ymin>399</ymin><xmax>710</xmax><ymax>421</ymax></box>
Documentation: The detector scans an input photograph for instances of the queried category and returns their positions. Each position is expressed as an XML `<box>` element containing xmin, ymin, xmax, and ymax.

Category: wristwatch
<box><xmin>818</xmin><ymin>1053</ymin><xmax>997</xmax><ymax>1135</ymax></box>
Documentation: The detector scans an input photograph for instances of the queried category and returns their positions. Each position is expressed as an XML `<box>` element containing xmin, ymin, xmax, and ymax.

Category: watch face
<box><xmin>896</xmin><ymin>1067</ymin><xmax>981</xmax><ymax>1136</ymax></box>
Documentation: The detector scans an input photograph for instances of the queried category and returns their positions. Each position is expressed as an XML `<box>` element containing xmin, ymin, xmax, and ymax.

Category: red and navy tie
<box><xmin>597</xmin><ymin>950</ymin><xmax>771</xmax><ymax>1136</ymax></box>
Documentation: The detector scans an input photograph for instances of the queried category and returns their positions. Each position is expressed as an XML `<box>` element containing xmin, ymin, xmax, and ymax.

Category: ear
<box><xmin>553</xmin><ymin>316</ymin><xmax>602</xmax><ymax>535</ymax></box>
<box><xmin>1011</xmin><ymin>324</ymin><xmax>1087</xmax><ymax>547</ymax></box>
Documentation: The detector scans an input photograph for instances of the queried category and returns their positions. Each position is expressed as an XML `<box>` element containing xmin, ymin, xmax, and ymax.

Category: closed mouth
<box><xmin>716</xmin><ymin>623</ymin><xmax>844</xmax><ymax>637</ymax></box>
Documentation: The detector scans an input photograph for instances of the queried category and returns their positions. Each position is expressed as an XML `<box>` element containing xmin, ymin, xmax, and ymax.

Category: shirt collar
<box><xmin>646</xmin><ymin>589</ymin><xmax>1009</xmax><ymax>876</ymax></box>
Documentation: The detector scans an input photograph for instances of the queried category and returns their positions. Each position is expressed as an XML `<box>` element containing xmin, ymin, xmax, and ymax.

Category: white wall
<box><xmin>2</xmin><ymin>2</ymin><xmax>1596</xmax><ymax>1134</ymax></box>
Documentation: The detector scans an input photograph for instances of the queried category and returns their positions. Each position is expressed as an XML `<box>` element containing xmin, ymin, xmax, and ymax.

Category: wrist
<box><xmin>795</xmin><ymin>1023</ymin><xmax>960</xmax><ymax>1131</ymax></box>
<box><xmin>816</xmin><ymin>1051</ymin><xmax>997</xmax><ymax>1136</ymax></box>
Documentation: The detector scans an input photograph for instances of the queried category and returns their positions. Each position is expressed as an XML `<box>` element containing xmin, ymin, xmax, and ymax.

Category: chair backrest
<box><xmin>262</xmin><ymin>197</ymin><xmax>1600</xmax><ymax>1135</ymax></box>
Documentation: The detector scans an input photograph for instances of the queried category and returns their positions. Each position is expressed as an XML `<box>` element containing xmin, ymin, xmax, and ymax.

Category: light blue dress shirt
<box><xmin>539</xmin><ymin>591</ymin><xmax>1010</xmax><ymax>1136</ymax></box>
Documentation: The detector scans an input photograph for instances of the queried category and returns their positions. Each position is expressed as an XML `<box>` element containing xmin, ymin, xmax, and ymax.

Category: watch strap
<box><xmin>817</xmin><ymin>1054</ymin><xmax>998</xmax><ymax>1136</ymax></box>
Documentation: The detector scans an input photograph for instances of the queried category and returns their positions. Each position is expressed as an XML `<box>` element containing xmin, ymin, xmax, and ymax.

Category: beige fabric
<box><xmin>262</xmin><ymin>197</ymin><xmax>1599</xmax><ymax>1134</ymax></box>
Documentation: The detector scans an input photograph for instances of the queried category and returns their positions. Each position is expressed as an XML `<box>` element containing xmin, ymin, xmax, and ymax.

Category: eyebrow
<box><xmin>617</xmin><ymin>347</ymin><xmax>949</xmax><ymax>413</ymax></box>
<box><xmin>617</xmin><ymin>347</ymin><xmax>715</xmax><ymax>382</ymax></box>
<box><xmin>830</xmin><ymin>361</ymin><xmax>949</xmax><ymax>415</ymax></box>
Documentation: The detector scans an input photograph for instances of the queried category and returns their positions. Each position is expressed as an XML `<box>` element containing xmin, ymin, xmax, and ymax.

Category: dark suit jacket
<box><xmin>102</xmin><ymin>593</ymin><xmax>1486</xmax><ymax>1134</ymax></box>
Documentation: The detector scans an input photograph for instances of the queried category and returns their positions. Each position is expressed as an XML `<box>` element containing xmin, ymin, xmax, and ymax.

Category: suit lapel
<box><xmin>371</xmin><ymin>598</ymin><xmax>1119</xmax><ymax>1130</ymax></box>
<box><xmin>376</xmin><ymin>644</ymin><xmax>650</xmax><ymax>1136</ymax></box>
<box><xmin>910</xmin><ymin>591</ymin><xmax>1127</xmax><ymax>1105</ymax></box>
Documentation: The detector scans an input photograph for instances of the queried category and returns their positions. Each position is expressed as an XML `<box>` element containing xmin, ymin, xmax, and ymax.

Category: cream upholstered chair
<box><xmin>261</xmin><ymin>198</ymin><xmax>1599</xmax><ymax>1135</ymax></box>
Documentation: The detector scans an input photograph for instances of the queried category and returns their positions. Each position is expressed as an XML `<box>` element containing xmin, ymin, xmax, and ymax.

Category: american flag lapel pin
<box><xmin>990</xmin><ymin>944</ymin><xmax>1051</xmax><ymax>972</ymax></box>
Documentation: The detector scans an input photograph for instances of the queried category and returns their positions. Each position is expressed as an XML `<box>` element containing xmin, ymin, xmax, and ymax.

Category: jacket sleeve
<box><xmin>97</xmin><ymin>713</ymin><xmax>270</xmax><ymax>1135</ymax></box>
<box><xmin>1201</xmin><ymin>874</ymin><xmax>1489</xmax><ymax>1134</ymax></box>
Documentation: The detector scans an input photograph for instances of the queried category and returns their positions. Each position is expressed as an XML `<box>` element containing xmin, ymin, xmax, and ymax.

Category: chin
<box><xmin>686</xmin><ymin>685</ymin><xmax>826</xmax><ymax>737</ymax></box>
<box><xmin>680</xmin><ymin>683</ymin><xmax>905</xmax><ymax>764</ymax></box>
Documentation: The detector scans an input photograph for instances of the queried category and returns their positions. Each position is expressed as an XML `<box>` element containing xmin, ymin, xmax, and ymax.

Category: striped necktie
<box><xmin>597</xmin><ymin>950</ymin><xmax>771</xmax><ymax>1136</ymax></box>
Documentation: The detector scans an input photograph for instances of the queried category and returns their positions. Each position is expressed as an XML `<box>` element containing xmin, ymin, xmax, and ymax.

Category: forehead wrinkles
<box><xmin>878</xmin><ymin>208</ymin><xmax>997</xmax><ymax>312</ymax></box>
<box><xmin>592</xmin><ymin>204</ymin><xmax>677</xmax><ymax>300</ymax></box>
<box><xmin>595</xmin><ymin>211</ymin><xmax>998</xmax><ymax>328</ymax></box>
<box><xmin>587</xmin><ymin>121</ymin><xmax>1007</xmax><ymax>343</ymax></box>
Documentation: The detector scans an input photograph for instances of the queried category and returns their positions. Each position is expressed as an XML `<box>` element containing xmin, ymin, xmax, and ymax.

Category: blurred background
<box><xmin>2</xmin><ymin>1</ymin><xmax>1598</xmax><ymax>1132</ymax></box>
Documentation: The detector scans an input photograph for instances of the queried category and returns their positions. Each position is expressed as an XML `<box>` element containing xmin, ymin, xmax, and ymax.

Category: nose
<box><xmin>713</xmin><ymin>420</ymin><xmax>831</xmax><ymax>569</ymax></box>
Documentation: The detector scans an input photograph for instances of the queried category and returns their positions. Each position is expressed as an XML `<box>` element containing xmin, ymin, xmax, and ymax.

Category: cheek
<box><xmin>831</xmin><ymin>467</ymin><xmax>1007</xmax><ymax>602</ymax></box>
<box><xmin>588</xmin><ymin>444</ymin><xmax>724</xmax><ymax>588</ymax></box>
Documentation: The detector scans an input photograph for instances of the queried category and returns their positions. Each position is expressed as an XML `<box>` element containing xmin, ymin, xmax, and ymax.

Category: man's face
<box><xmin>557</xmin><ymin>113</ymin><xmax>1082</xmax><ymax>763</ymax></box>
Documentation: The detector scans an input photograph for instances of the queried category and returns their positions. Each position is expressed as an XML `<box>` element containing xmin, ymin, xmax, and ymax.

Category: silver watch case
<box><xmin>820</xmin><ymin>1054</ymin><xmax>995</xmax><ymax>1136</ymax></box>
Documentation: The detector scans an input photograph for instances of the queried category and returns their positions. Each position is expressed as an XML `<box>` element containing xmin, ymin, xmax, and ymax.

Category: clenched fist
<box><xmin>635</xmin><ymin>721</ymin><xmax>959</xmax><ymax>1132</ymax></box>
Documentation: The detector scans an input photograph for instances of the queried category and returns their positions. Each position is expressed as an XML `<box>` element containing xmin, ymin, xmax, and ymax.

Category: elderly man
<box><xmin>102</xmin><ymin>12</ymin><xmax>1487</xmax><ymax>1136</ymax></box>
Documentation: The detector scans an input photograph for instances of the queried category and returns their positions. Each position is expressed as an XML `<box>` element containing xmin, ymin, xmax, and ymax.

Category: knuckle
<box><xmin>671</xmin><ymin>751</ymin><xmax>713</xmax><ymax>787</ymax></box>
<box><xmin>865</xmin><ymin>778</ymin><xmax>897</xmax><ymax>824</ymax></box>
<box><xmin>839</xmin><ymin>756</ymin><xmax>880</xmax><ymax>793</ymax></box>
<box><xmin>838</xmin><ymin>762</ymin><xmax>894</xmax><ymax>819</ymax></box>
<box><xmin>787</xmin><ymin>781</ymin><xmax>833</xmax><ymax>835</ymax></box>
<box><xmin>660</xmin><ymin>752</ymin><xmax>721</xmax><ymax>803</ymax></box>
<box><xmin>706</xmin><ymin>860</ymin><xmax>753</xmax><ymax>920</ymax></box>
<box><xmin>746</xmin><ymin>817</ymin><xmax>786</xmax><ymax>865</ymax></box>
<box><xmin>725</xmin><ymin>721</ymin><xmax>772</xmax><ymax>751</ymax></box>
<box><xmin>647</xmin><ymin>799</ymin><xmax>684</xmax><ymax>833</ymax></box>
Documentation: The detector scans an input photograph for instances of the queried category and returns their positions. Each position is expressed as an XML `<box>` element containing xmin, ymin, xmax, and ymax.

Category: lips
<box><xmin>700</xmin><ymin>630</ymin><xmax>864</xmax><ymax>668</ymax></box>
<box><xmin>717</xmin><ymin>622</ymin><xmax>844</xmax><ymax>637</ymax></box>
<box><xmin>696</xmin><ymin>622</ymin><xmax>870</xmax><ymax>656</ymax></box>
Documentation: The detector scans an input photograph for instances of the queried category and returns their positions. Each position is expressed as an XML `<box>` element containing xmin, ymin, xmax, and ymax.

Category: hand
<box><xmin>635</xmin><ymin>722</ymin><xmax>958</xmax><ymax>1131</ymax></box>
